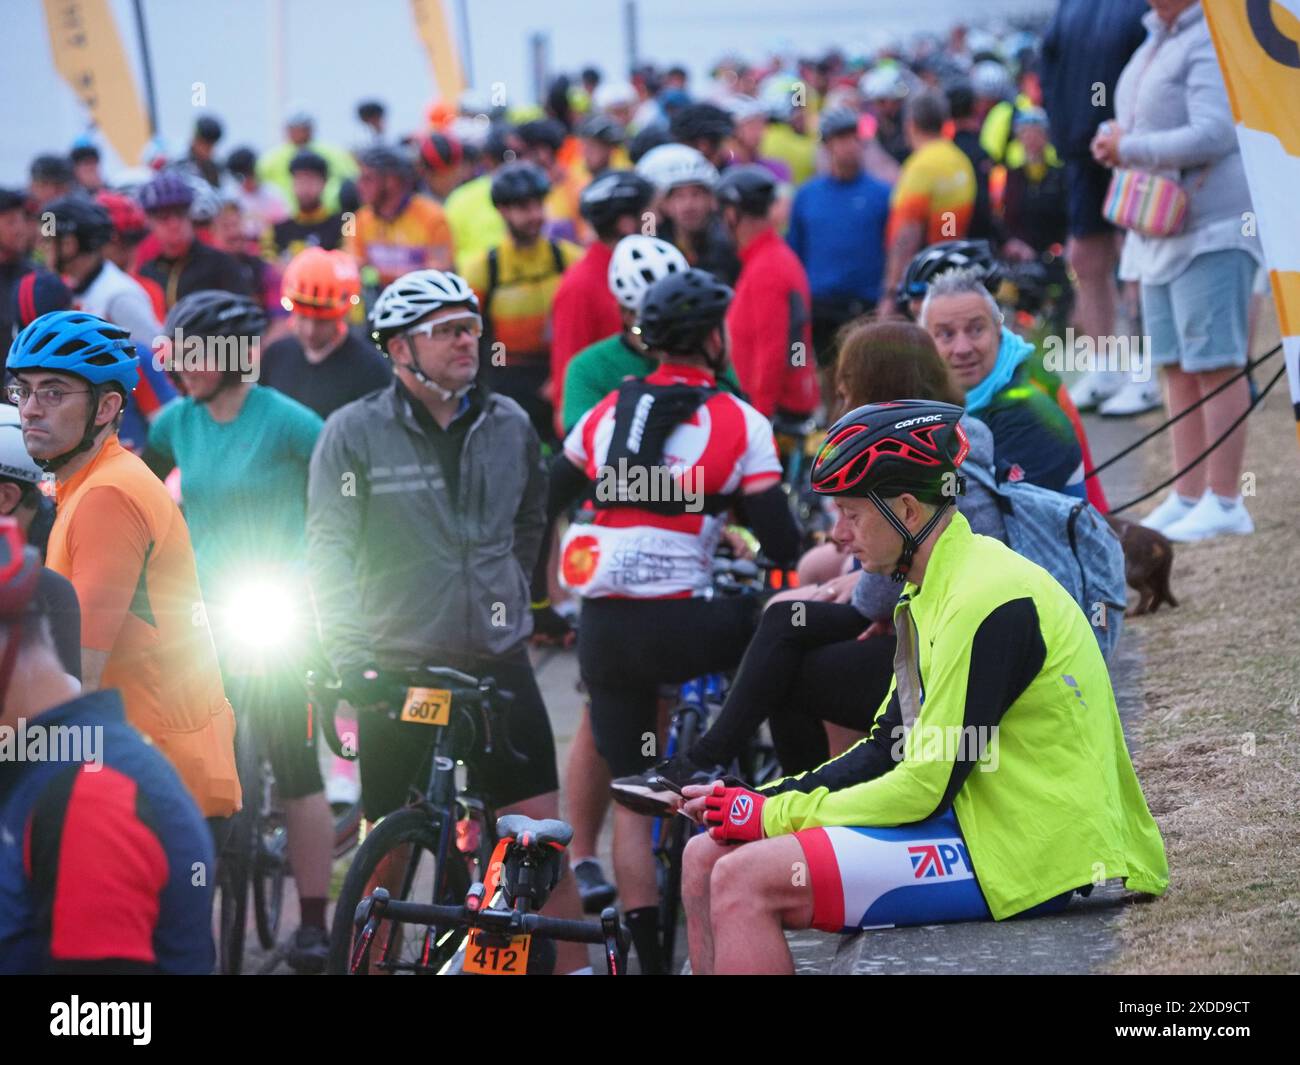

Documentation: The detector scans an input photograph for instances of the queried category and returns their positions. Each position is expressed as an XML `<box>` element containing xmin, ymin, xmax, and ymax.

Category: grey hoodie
<box><xmin>851</xmin><ymin>415</ymin><xmax>1005</xmax><ymax>622</ymax></box>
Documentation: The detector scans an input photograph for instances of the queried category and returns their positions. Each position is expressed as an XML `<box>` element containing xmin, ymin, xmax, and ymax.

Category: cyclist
<box><xmin>882</xmin><ymin>91</ymin><xmax>977</xmax><ymax>305</ymax></box>
<box><xmin>305</xmin><ymin>268</ymin><xmax>588</xmax><ymax>974</ymax></box>
<box><xmin>226</xmin><ymin>146</ymin><xmax>291</xmax><ymax>246</ymax></box>
<box><xmin>95</xmin><ymin>190</ymin><xmax>166</xmax><ymax>321</ymax></box>
<box><xmin>575</xmin><ymin>113</ymin><xmax>629</xmax><ymax>182</ymax></box>
<box><xmin>256</xmin><ymin>110</ymin><xmax>358</xmax><ymax>215</ymax></box>
<box><xmin>137</xmin><ymin>171</ymin><xmax>250</xmax><ymax>309</ymax></box>
<box><xmin>416</xmin><ymin>131</ymin><xmax>467</xmax><ymax>203</ymax></box>
<box><xmin>7</xmin><ymin>310</ymin><xmax>240</xmax><ymax>820</ymax></box>
<box><xmin>860</xmin><ymin>65</ymin><xmax>912</xmax><ymax>165</ymax></box>
<box><xmin>715</xmin><ymin>165</ymin><xmax>818</xmax><ymax>421</ymax></box>
<box><xmin>347</xmin><ymin>144</ymin><xmax>454</xmax><ymax>289</ymax></box>
<box><xmin>0</xmin><ymin>517</ymin><xmax>216</xmax><ymax>974</ymax></box>
<box><xmin>1</xmin><ymin>186</ymin><xmax>36</xmax><ymax>363</ymax></box>
<box><xmin>0</xmin><ymin>406</ymin><xmax>80</xmax><ymax>677</ymax></box>
<box><xmin>677</xmin><ymin>400</ymin><xmax>1167</xmax><ymax>974</ymax></box>
<box><xmin>445</xmin><ymin>125</ymin><xmax>515</xmax><ymax>272</ymax></box>
<box><xmin>516</xmin><ymin>119</ymin><xmax>581</xmax><ymax>244</ymax></box>
<box><xmin>669</xmin><ymin>102</ymin><xmax>735</xmax><ymax>170</ymax></box>
<box><xmin>786</xmin><ymin>109</ymin><xmax>892</xmax><ymax>384</ymax></box>
<box><xmin>145</xmin><ymin>290</ymin><xmax>335</xmax><ymax>973</ymax></box>
<box><xmin>460</xmin><ymin>161</ymin><xmax>582</xmax><ymax>448</ymax></box>
<box><xmin>550</xmin><ymin>169</ymin><xmax>655</xmax><ymax>426</ymax></box>
<box><xmin>636</xmin><ymin>144</ymin><xmax>740</xmax><ymax>285</ymax></box>
<box><xmin>562</xmin><ymin>235</ymin><xmax>749</xmax><ymax>434</ymax></box>
<box><xmin>259</xmin><ymin>247</ymin><xmax>391</xmax><ymax>420</ymax></box>
<box><xmin>550</xmin><ymin>267</ymin><xmax>800</xmax><ymax>972</ymax></box>
<box><xmin>266</xmin><ymin>150</ymin><xmax>345</xmax><ymax>261</ymax></box>
<box><xmin>28</xmin><ymin>155</ymin><xmax>75</xmax><ymax>209</ymax></box>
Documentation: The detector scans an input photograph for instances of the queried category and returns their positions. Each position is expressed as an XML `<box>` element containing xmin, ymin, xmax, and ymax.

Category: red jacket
<box><xmin>725</xmin><ymin>228</ymin><xmax>818</xmax><ymax>418</ymax></box>
<box><xmin>549</xmin><ymin>241</ymin><xmax>621</xmax><ymax>429</ymax></box>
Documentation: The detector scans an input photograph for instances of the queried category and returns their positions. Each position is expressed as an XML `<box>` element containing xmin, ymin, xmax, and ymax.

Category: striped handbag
<box><xmin>1102</xmin><ymin>168</ymin><xmax>1188</xmax><ymax>237</ymax></box>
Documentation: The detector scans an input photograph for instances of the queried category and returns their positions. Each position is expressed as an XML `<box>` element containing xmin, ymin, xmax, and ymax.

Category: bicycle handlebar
<box><xmin>360</xmin><ymin>895</ymin><xmax>624</xmax><ymax>946</ymax></box>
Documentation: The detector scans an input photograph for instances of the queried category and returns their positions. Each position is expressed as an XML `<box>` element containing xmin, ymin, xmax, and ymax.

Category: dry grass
<box><xmin>1106</xmin><ymin>357</ymin><xmax>1300</xmax><ymax>974</ymax></box>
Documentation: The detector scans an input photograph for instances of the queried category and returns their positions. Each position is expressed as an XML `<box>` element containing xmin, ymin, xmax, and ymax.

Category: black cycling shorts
<box><xmin>356</xmin><ymin>646</ymin><xmax>559</xmax><ymax>822</ymax></box>
<box><xmin>224</xmin><ymin>669</ymin><xmax>324</xmax><ymax>801</ymax></box>
<box><xmin>577</xmin><ymin>595</ymin><xmax>762</xmax><ymax>777</ymax></box>
<box><xmin>1064</xmin><ymin>156</ymin><xmax>1117</xmax><ymax>239</ymax></box>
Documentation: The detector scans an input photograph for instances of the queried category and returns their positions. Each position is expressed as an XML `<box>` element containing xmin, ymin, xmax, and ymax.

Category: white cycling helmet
<box><xmin>607</xmin><ymin>235</ymin><xmax>689</xmax><ymax>313</ymax></box>
<box><xmin>972</xmin><ymin>60</ymin><xmax>1013</xmax><ymax>101</ymax></box>
<box><xmin>635</xmin><ymin>143</ymin><xmax>719</xmax><ymax>193</ymax></box>
<box><xmin>0</xmin><ymin>405</ymin><xmax>44</xmax><ymax>486</ymax></box>
<box><xmin>859</xmin><ymin>65</ymin><xmax>910</xmax><ymax>102</ymax></box>
<box><xmin>369</xmin><ymin>269</ymin><xmax>479</xmax><ymax>344</ymax></box>
<box><xmin>592</xmin><ymin>80</ymin><xmax>638</xmax><ymax>112</ymax></box>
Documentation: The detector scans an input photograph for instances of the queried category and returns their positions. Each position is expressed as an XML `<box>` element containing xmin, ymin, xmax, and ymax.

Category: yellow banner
<box><xmin>409</xmin><ymin>0</ymin><xmax>466</xmax><ymax>105</ymax></box>
<box><xmin>1205</xmin><ymin>0</ymin><xmax>1300</xmax><ymax>432</ymax></box>
<box><xmin>44</xmin><ymin>0</ymin><xmax>150</xmax><ymax>166</ymax></box>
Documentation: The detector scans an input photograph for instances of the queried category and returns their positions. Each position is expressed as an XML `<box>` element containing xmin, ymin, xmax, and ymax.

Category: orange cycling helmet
<box><xmin>281</xmin><ymin>247</ymin><xmax>361</xmax><ymax>319</ymax></box>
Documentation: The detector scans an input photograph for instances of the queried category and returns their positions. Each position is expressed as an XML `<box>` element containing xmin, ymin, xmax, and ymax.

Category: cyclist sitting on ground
<box><xmin>7</xmin><ymin>310</ymin><xmax>240</xmax><ymax>822</ymax></box>
<box><xmin>0</xmin><ymin>518</ymin><xmax>216</xmax><ymax>974</ymax></box>
<box><xmin>676</xmin><ymin>400</ymin><xmax>1168</xmax><ymax>975</ymax></box>
<box><xmin>305</xmin><ymin>268</ymin><xmax>589</xmax><ymax>974</ymax></box>
<box><xmin>550</xmin><ymin>267</ymin><xmax>801</xmax><ymax>973</ymax></box>
<box><xmin>144</xmin><ymin>290</ymin><xmax>336</xmax><ymax>974</ymax></box>
<box><xmin>611</xmin><ymin>322</ymin><xmax>1008</xmax><ymax>807</ymax></box>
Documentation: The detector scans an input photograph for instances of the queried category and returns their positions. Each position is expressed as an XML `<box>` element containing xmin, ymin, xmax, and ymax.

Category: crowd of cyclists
<box><xmin>1</xmin><ymin>15</ymin><xmax>1188</xmax><ymax>975</ymax></box>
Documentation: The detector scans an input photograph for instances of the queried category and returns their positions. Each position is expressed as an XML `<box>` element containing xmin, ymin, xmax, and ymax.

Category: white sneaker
<box><xmin>1140</xmin><ymin>490</ymin><xmax>1202</xmax><ymax>533</ymax></box>
<box><xmin>1099</xmin><ymin>380</ymin><xmax>1163</xmax><ymax>417</ymax></box>
<box><xmin>1162</xmin><ymin>492</ymin><xmax>1254</xmax><ymax>542</ymax></box>
<box><xmin>325</xmin><ymin>766</ymin><xmax>361</xmax><ymax>805</ymax></box>
<box><xmin>1069</xmin><ymin>370</ymin><xmax>1125</xmax><ymax>412</ymax></box>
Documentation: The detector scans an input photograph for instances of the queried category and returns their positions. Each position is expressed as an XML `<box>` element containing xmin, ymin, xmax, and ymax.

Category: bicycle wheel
<box><xmin>252</xmin><ymin>790</ymin><xmax>287</xmax><ymax>950</ymax></box>
<box><xmin>217</xmin><ymin>808</ymin><xmax>254</xmax><ymax>975</ymax></box>
<box><xmin>658</xmin><ymin>708</ymin><xmax>700</xmax><ymax>972</ymax></box>
<box><xmin>327</xmin><ymin>807</ymin><xmax>471</xmax><ymax>975</ymax></box>
<box><xmin>332</xmin><ymin>799</ymin><xmax>363</xmax><ymax>860</ymax></box>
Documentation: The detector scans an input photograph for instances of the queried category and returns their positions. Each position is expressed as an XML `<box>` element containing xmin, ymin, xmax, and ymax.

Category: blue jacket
<box><xmin>0</xmin><ymin>691</ymin><xmax>215</xmax><ymax>974</ymax></box>
<box><xmin>786</xmin><ymin>170</ymin><xmax>892</xmax><ymax>304</ymax></box>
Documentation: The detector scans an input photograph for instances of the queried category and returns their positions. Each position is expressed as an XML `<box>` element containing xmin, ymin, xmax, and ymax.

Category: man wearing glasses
<box><xmin>305</xmin><ymin>269</ymin><xmax>590</xmax><ymax>972</ymax></box>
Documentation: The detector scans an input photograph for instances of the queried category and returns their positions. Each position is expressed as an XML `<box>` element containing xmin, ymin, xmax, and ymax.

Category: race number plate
<box><xmin>462</xmin><ymin>931</ymin><xmax>531</xmax><ymax>975</ymax></box>
<box><xmin>399</xmin><ymin>687</ymin><xmax>452</xmax><ymax>726</ymax></box>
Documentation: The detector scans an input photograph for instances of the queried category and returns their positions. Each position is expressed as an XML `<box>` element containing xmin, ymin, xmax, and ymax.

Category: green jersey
<box><xmin>761</xmin><ymin>512</ymin><xmax>1168</xmax><ymax>919</ymax></box>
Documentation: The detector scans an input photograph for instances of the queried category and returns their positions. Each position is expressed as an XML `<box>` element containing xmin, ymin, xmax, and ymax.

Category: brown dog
<box><xmin>1106</xmin><ymin>516</ymin><xmax>1178</xmax><ymax>616</ymax></box>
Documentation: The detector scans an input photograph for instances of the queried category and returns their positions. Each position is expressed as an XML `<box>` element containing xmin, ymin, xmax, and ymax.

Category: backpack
<box><xmin>962</xmin><ymin>461</ymin><xmax>1127</xmax><ymax>660</ymax></box>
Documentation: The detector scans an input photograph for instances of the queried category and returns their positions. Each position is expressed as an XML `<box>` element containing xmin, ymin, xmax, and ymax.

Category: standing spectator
<box><xmin>882</xmin><ymin>91</ymin><xmax>977</xmax><ymax>302</ymax></box>
<box><xmin>1041</xmin><ymin>0</ymin><xmax>1149</xmax><ymax>412</ymax></box>
<box><xmin>636</xmin><ymin>143</ymin><xmax>740</xmax><ymax>284</ymax></box>
<box><xmin>346</xmin><ymin>144</ymin><xmax>453</xmax><ymax>288</ymax></box>
<box><xmin>28</xmin><ymin>156</ymin><xmax>74</xmax><ymax>209</ymax></box>
<box><xmin>0</xmin><ymin>188</ymin><xmax>34</xmax><ymax>364</ymax></box>
<box><xmin>185</xmin><ymin>115</ymin><xmax>224</xmax><ymax>187</ymax></box>
<box><xmin>1093</xmin><ymin>0</ymin><xmax>1262</xmax><ymax>540</ymax></box>
<box><xmin>69</xmin><ymin>141</ymin><xmax>105</xmax><ymax>195</ymax></box>
<box><xmin>257</xmin><ymin>110</ymin><xmax>359</xmax><ymax>214</ymax></box>
<box><xmin>549</xmin><ymin>170</ymin><xmax>654</xmax><ymax>428</ymax></box>
<box><xmin>460</xmin><ymin>162</ymin><xmax>581</xmax><ymax>446</ymax></box>
<box><xmin>717</xmin><ymin>166</ymin><xmax>817</xmax><ymax>420</ymax></box>
<box><xmin>137</xmin><ymin>171</ymin><xmax>250</xmax><ymax>308</ymax></box>
<box><xmin>267</xmin><ymin>151</ymin><xmax>344</xmax><ymax>261</ymax></box>
<box><xmin>260</xmin><ymin>247</ymin><xmax>391</xmax><ymax>420</ymax></box>
<box><xmin>785</xmin><ymin>109</ymin><xmax>891</xmax><ymax>382</ymax></box>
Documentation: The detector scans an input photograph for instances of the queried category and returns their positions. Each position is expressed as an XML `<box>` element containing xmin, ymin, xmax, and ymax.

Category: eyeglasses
<box><xmin>5</xmin><ymin>384</ymin><xmax>93</xmax><ymax>408</ymax></box>
<box><xmin>405</xmin><ymin>314</ymin><xmax>483</xmax><ymax>344</ymax></box>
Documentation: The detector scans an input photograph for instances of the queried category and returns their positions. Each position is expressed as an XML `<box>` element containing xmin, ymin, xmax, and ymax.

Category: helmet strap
<box><xmin>393</xmin><ymin>355</ymin><xmax>472</xmax><ymax>403</ymax></box>
<box><xmin>867</xmin><ymin>491</ymin><xmax>955</xmax><ymax>583</ymax></box>
<box><xmin>36</xmin><ymin>387</ymin><xmax>112</xmax><ymax>473</ymax></box>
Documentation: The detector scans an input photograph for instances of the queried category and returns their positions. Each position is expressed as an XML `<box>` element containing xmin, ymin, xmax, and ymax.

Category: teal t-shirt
<box><xmin>148</xmin><ymin>386</ymin><xmax>323</xmax><ymax>604</ymax></box>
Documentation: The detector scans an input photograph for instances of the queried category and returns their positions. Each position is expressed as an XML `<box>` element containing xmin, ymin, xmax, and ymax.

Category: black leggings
<box><xmin>690</xmin><ymin>600</ymin><xmax>896</xmax><ymax>773</ymax></box>
<box><xmin>578</xmin><ymin>596</ymin><xmax>762</xmax><ymax>777</ymax></box>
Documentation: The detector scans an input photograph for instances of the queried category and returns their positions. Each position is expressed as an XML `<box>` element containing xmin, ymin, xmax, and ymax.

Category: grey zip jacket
<box><xmin>306</xmin><ymin>383</ymin><xmax>545</xmax><ymax>672</ymax></box>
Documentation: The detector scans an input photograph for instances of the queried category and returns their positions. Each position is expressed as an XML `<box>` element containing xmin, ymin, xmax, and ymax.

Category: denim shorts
<box><xmin>1142</xmin><ymin>249</ymin><xmax>1258</xmax><ymax>373</ymax></box>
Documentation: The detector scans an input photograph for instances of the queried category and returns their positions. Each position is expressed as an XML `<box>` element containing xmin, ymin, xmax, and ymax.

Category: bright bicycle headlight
<box><xmin>223</xmin><ymin>580</ymin><xmax>299</xmax><ymax>650</ymax></box>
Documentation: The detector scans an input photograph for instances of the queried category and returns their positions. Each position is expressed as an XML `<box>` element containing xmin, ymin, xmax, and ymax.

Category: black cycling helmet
<box><xmin>0</xmin><ymin>187</ymin><xmax>26</xmax><ymax>213</ymax></box>
<box><xmin>288</xmin><ymin>149</ymin><xmax>329</xmax><ymax>177</ymax></box>
<box><xmin>670</xmin><ymin>102</ymin><xmax>734</xmax><ymax>145</ymax></box>
<box><xmin>811</xmin><ymin>400</ymin><xmax>969</xmax><ymax>581</ymax></box>
<box><xmin>636</xmin><ymin>267</ymin><xmax>733</xmax><ymax>355</ymax></box>
<box><xmin>897</xmin><ymin>239</ymin><xmax>1002</xmax><ymax>315</ymax></box>
<box><xmin>516</xmin><ymin>118</ymin><xmax>566</xmax><ymax>153</ymax></box>
<box><xmin>43</xmin><ymin>196</ymin><xmax>114</xmax><ymax>254</ymax></box>
<box><xmin>819</xmin><ymin>108</ymin><xmax>861</xmax><ymax>142</ymax></box>
<box><xmin>628</xmin><ymin>125</ymin><xmax>671</xmax><ymax>165</ymax></box>
<box><xmin>577</xmin><ymin>112</ymin><xmax>626</xmax><ymax>145</ymax></box>
<box><xmin>357</xmin><ymin>143</ymin><xmax>414</xmax><ymax>177</ymax></box>
<box><xmin>194</xmin><ymin>115</ymin><xmax>224</xmax><ymax>144</ymax></box>
<box><xmin>490</xmin><ymin>161</ymin><xmax>551</xmax><ymax>207</ymax></box>
<box><xmin>714</xmin><ymin>164</ymin><xmax>777</xmax><ymax>216</ymax></box>
<box><xmin>30</xmin><ymin>154</ymin><xmax>74</xmax><ymax>187</ymax></box>
<box><xmin>579</xmin><ymin>169</ymin><xmax>653</xmax><ymax>228</ymax></box>
<box><xmin>164</xmin><ymin>289</ymin><xmax>268</xmax><ymax>338</ymax></box>
<box><xmin>226</xmin><ymin>146</ymin><xmax>257</xmax><ymax>179</ymax></box>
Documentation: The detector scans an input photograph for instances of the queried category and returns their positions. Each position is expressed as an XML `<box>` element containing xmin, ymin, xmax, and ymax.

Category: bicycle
<box><xmin>308</xmin><ymin>665</ymin><xmax>528</xmax><ymax>975</ymax></box>
<box><xmin>348</xmin><ymin>814</ymin><xmax>631</xmax><ymax>976</ymax></box>
<box><xmin>773</xmin><ymin>411</ymin><xmax>835</xmax><ymax>551</ymax></box>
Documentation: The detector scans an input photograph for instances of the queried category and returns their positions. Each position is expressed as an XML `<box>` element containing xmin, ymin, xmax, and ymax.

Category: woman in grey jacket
<box><xmin>1091</xmin><ymin>0</ymin><xmax>1263</xmax><ymax>541</ymax></box>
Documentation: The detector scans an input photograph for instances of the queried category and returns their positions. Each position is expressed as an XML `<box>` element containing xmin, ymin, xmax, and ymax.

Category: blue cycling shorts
<box><xmin>794</xmin><ymin>809</ymin><xmax>1074</xmax><ymax>932</ymax></box>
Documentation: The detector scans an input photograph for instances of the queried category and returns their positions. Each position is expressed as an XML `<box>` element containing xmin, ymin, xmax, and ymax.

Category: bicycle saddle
<box><xmin>496</xmin><ymin>815</ymin><xmax>574</xmax><ymax>849</ymax></box>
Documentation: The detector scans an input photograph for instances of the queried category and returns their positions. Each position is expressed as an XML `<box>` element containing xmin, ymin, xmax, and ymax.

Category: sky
<box><xmin>1</xmin><ymin>0</ymin><xmax>1052</xmax><ymax>183</ymax></box>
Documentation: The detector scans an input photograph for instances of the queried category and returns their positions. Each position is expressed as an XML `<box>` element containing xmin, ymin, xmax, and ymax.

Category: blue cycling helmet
<box><xmin>8</xmin><ymin>310</ymin><xmax>140</xmax><ymax>392</ymax></box>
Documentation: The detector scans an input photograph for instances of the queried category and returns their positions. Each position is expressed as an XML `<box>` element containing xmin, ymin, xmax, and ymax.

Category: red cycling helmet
<box><xmin>419</xmin><ymin>131</ymin><xmax>464</xmax><ymax>173</ymax></box>
<box><xmin>0</xmin><ymin>516</ymin><xmax>41</xmax><ymax>710</ymax></box>
<box><xmin>811</xmin><ymin>400</ymin><xmax>969</xmax><ymax>581</ymax></box>
<box><xmin>96</xmin><ymin>190</ymin><xmax>149</xmax><ymax>242</ymax></box>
